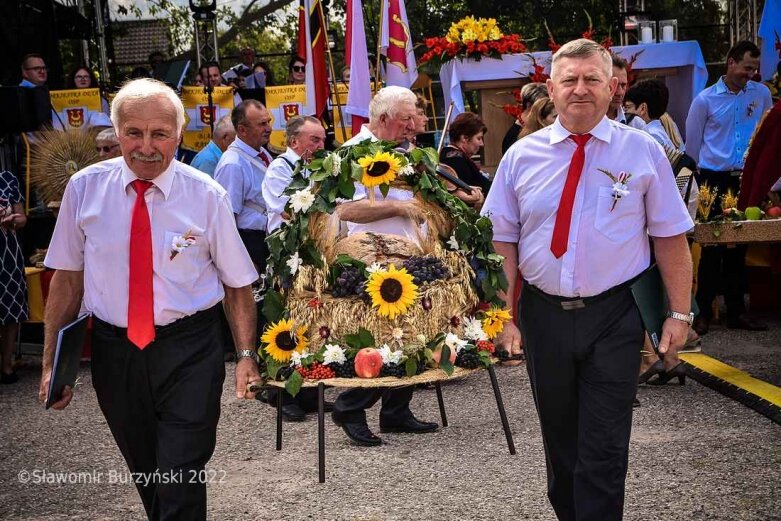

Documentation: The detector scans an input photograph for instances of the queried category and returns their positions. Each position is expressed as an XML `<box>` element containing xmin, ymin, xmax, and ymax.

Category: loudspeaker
<box><xmin>0</xmin><ymin>86</ymin><xmax>52</xmax><ymax>133</ymax></box>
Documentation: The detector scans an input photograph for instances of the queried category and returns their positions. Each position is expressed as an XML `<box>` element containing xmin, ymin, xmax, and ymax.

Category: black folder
<box><xmin>45</xmin><ymin>314</ymin><xmax>90</xmax><ymax>409</ymax></box>
<box><xmin>630</xmin><ymin>264</ymin><xmax>698</xmax><ymax>354</ymax></box>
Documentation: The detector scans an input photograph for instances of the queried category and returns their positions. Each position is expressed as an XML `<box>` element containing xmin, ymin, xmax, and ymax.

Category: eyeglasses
<box><xmin>74</xmin><ymin>74</ymin><xmax>91</xmax><ymax>80</ymax></box>
<box><xmin>25</xmin><ymin>66</ymin><xmax>47</xmax><ymax>72</ymax></box>
<box><xmin>96</xmin><ymin>144</ymin><xmax>119</xmax><ymax>153</ymax></box>
<box><xmin>292</xmin><ymin>65</ymin><xmax>305</xmax><ymax>72</ymax></box>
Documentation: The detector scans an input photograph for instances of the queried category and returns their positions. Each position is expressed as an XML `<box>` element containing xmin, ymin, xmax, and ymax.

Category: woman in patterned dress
<box><xmin>0</xmin><ymin>170</ymin><xmax>28</xmax><ymax>384</ymax></box>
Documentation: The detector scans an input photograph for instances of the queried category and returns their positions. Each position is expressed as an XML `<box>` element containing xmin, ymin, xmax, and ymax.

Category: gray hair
<box><xmin>551</xmin><ymin>38</ymin><xmax>613</xmax><ymax>80</ymax></box>
<box><xmin>95</xmin><ymin>128</ymin><xmax>117</xmax><ymax>143</ymax></box>
<box><xmin>214</xmin><ymin>115</ymin><xmax>235</xmax><ymax>139</ymax></box>
<box><xmin>110</xmin><ymin>78</ymin><xmax>185</xmax><ymax>136</ymax></box>
<box><xmin>520</xmin><ymin>82</ymin><xmax>549</xmax><ymax>110</ymax></box>
<box><xmin>369</xmin><ymin>86</ymin><xmax>417</xmax><ymax>122</ymax></box>
<box><xmin>231</xmin><ymin>99</ymin><xmax>265</xmax><ymax>130</ymax></box>
<box><xmin>285</xmin><ymin>115</ymin><xmax>321</xmax><ymax>144</ymax></box>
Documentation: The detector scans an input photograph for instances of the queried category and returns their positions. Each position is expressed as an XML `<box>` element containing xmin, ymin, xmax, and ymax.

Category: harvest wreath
<box><xmin>258</xmin><ymin>140</ymin><xmax>511</xmax><ymax>396</ymax></box>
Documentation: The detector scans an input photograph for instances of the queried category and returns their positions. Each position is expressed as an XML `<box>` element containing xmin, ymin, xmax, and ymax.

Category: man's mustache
<box><xmin>131</xmin><ymin>151</ymin><xmax>163</xmax><ymax>162</ymax></box>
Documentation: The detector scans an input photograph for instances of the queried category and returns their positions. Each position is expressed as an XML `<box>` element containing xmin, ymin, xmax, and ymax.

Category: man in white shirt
<box><xmin>191</xmin><ymin>115</ymin><xmax>236</xmax><ymax>177</ymax></box>
<box><xmin>259</xmin><ymin>115</ymin><xmax>327</xmax><ymax>421</ymax></box>
<box><xmin>483</xmin><ymin>39</ymin><xmax>693</xmax><ymax>520</ymax></box>
<box><xmin>214</xmin><ymin>100</ymin><xmax>274</xmax><ymax>269</ymax></box>
<box><xmin>262</xmin><ymin>115</ymin><xmax>326</xmax><ymax>233</ymax></box>
<box><xmin>686</xmin><ymin>41</ymin><xmax>773</xmax><ymax>335</ymax></box>
<box><xmin>332</xmin><ymin>86</ymin><xmax>438</xmax><ymax>447</ymax></box>
<box><xmin>39</xmin><ymin>78</ymin><xmax>261</xmax><ymax>519</ymax></box>
<box><xmin>609</xmin><ymin>54</ymin><xmax>645</xmax><ymax>129</ymax></box>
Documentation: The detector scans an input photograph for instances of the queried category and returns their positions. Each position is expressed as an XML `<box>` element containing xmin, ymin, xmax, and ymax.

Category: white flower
<box><xmin>611</xmin><ymin>182</ymin><xmax>630</xmax><ymax>199</ymax></box>
<box><xmin>366</xmin><ymin>262</ymin><xmax>386</xmax><ymax>274</ymax></box>
<box><xmin>171</xmin><ymin>235</ymin><xmax>195</xmax><ymax>254</ymax></box>
<box><xmin>378</xmin><ymin>344</ymin><xmax>405</xmax><ymax>365</ymax></box>
<box><xmin>447</xmin><ymin>234</ymin><xmax>460</xmax><ymax>251</ymax></box>
<box><xmin>391</xmin><ymin>327</ymin><xmax>404</xmax><ymax>346</ymax></box>
<box><xmin>286</xmin><ymin>252</ymin><xmax>303</xmax><ymax>275</ymax></box>
<box><xmin>462</xmin><ymin>316</ymin><xmax>488</xmax><ymax>341</ymax></box>
<box><xmin>289</xmin><ymin>188</ymin><xmax>315</xmax><ymax>213</ymax></box>
<box><xmin>399</xmin><ymin>164</ymin><xmax>415</xmax><ymax>177</ymax></box>
<box><xmin>290</xmin><ymin>351</ymin><xmax>307</xmax><ymax>367</ymax></box>
<box><xmin>444</xmin><ymin>332</ymin><xmax>468</xmax><ymax>354</ymax></box>
<box><xmin>322</xmin><ymin>344</ymin><xmax>347</xmax><ymax>365</ymax></box>
<box><xmin>330</xmin><ymin>153</ymin><xmax>342</xmax><ymax>176</ymax></box>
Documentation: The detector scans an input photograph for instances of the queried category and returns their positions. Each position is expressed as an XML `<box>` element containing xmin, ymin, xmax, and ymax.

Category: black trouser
<box><xmin>91</xmin><ymin>306</ymin><xmax>224</xmax><ymax>521</ymax></box>
<box><xmin>332</xmin><ymin>386</ymin><xmax>415</xmax><ymax>425</ymax></box>
<box><xmin>694</xmin><ymin>169</ymin><xmax>747</xmax><ymax>321</ymax></box>
<box><xmin>520</xmin><ymin>283</ymin><xmax>644</xmax><ymax>521</ymax></box>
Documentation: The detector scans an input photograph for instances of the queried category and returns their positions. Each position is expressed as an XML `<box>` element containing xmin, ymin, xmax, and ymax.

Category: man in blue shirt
<box><xmin>191</xmin><ymin>115</ymin><xmax>236</xmax><ymax>177</ymax></box>
<box><xmin>686</xmin><ymin>41</ymin><xmax>773</xmax><ymax>334</ymax></box>
<box><xmin>19</xmin><ymin>54</ymin><xmax>47</xmax><ymax>88</ymax></box>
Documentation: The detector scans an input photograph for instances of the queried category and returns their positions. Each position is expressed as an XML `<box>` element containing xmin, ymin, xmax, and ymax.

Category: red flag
<box><xmin>380</xmin><ymin>0</ymin><xmax>417</xmax><ymax>87</ymax></box>
<box><xmin>298</xmin><ymin>0</ymin><xmax>329</xmax><ymax>119</ymax></box>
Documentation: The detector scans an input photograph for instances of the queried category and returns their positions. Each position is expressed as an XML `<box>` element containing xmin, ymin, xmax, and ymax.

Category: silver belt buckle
<box><xmin>560</xmin><ymin>299</ymin><xmax>585</xmax><ymax>310</ymax></box>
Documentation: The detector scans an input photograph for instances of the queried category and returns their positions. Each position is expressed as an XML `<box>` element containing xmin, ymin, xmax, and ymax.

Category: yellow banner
<box><xmin>330</xmin><ymin>83</ymin><xmax>375</xmax><ymax>145</ymax></box>
<box><xmin>49</xmin><ymin>89</ymin><xmax>107</xmax><ymax>130</ymax></box>
<box><xmin>181</xmin><ymin>86</ymin><xmax>235</xmax><ymax>151</ymax></box>
<box><xmin>265</xmin><ymin>84</ymin><xmax>307</xmax><ymax>154</ymax></box>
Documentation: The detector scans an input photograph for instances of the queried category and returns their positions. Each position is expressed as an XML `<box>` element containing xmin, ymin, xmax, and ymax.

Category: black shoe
<box><xmin>255</xmin><ymin>390</ymin><xmax>271</xmax><ymax>404</ymax></box>
<box><xmin>379</xmin><ymin>416</ymin><xmax>438</xmax><ymax>434</ymax></box>
<box><xmin>649</xmin><ymin>362</ymin><xmax>687</xmax><ymax>386</ymax></box>
<box><xmin>280</xmin><ymin>403</ymin><xmax>306</xmax><ymax>422</ymax></box>
<box><xmin>693</xmin><ymin>316</ymin><xmax>709</xmax><ymax>336</ymax></box>
<box><xmin>633</xmin><ymin>397</ymin><xmax>641</xmax><ymax>408</ymax></box>
<box><xmin>727</xmin><ymin>315</ymin><xmax>768</xmax><ymax>331</ymax></box>
<box><xmin>333</xmin><ymin>419</ymin><xmax>383</xmax><ymax>446</ymax></box>
<box><xmin>302</xmin><ymin>400</ymin><xmax>335</xmax><ymax>414</ymax></box>
<box><xmin>1</xmin><ymin>371</ymin><xmax>18</xmax><ymax>384</ymax></box>
<box><xmin>638</xmin><ymin>359</ymin><xmax>665</xmax><ymax>385</ymax></box>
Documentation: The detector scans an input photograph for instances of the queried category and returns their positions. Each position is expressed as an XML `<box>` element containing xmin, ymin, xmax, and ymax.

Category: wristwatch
<box><xmin>666</xmin><ymin>310</ymin><xmax>694</xmax><ymax>325</ymax></box>
<box><xmin>236</xmin><ymin>349</ymin><xmax>261</xmax><ymax>364</ymax></box>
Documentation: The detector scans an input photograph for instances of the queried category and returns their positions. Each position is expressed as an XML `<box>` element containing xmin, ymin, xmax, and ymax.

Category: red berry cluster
<box><xmin>476</xmin><ymin>340</ymin><xmax>495</xmax><ymax>354</ymax></box>
<box><xmin>296</xmin><ymin>362</ymin><xmax>336</xmax><ymax>380</ymax></box>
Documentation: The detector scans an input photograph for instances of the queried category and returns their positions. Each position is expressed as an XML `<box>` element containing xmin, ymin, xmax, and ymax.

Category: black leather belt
<box><xmin>525</xmin><ymin>274</ymin><xmax>640</xmax><ymax>311</ymax></box>
<box><xmin>699</xmin><ymin>168</ymin><xmax>742</xmax><ymax>177</ymax></box>
<box><xmin>92</xmin><ymin>304</ymin><xmax>220</xmax><ymax>338</ymax></box>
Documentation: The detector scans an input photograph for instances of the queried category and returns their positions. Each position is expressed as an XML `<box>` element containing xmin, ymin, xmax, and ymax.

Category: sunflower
<box><xmin>357</xmin><ymin>151</ymin><xmax>402</xmax><ymax>188</ymax></box>
<box><xmin>481</xmin><ymin>307</ymin><xmax>513</xmax><ymax>339</ymax></box>
<box><xmin>366</xmin><ymin>264</ymin><xmax>418</xmax><ymax>319</ymax></box>
<box><xmin>261</xmin><ymin>319</ymin><xmax>309</xmax><ymax>362</ymax></box>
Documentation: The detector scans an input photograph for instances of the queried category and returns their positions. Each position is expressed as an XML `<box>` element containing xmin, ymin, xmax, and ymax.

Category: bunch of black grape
<box><xmin>456</xmin><ymin>349</ymin><xmax>481</xmax><ymax>369</ymax></box>
<box><xmin>402</xmin><ymin>256</ymin><xmax>450</xmax><ymax>286</ymax></box>
<box><xmin>329</xmin><ymin>362</ymin><xmax>355</xmax><ymax>378</ymax></box>
<box><xmin>380</xmin><ymin>363</ymin><xmax>406</xmax><ymax>378</ymax></box>
<box><xmin>331</xmin><ymin>265</ymin><xmax>368</xmax><ymax>298</ymax></box>
<box><xmin>277</xmin><ymin>365</ymin><xmax>294</xmax><ymax>380</ymax></box>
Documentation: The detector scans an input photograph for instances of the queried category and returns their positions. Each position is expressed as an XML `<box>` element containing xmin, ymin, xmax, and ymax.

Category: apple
<box><xmin>766</xmin><ymin>206</ymin><xmax>781</xmax><ymax>219</ymax></box>
<box><xmin>745</xmin><ymin>206</ymin><xmax>762</xmax><ymax>221</ymax></box>
<box><xmin>354</xmin><ymin>348</ymin><xmax>383</xmax><ymax>378</ymax></box>
<box><xmin>431</xmin><ymin>345</ymin><xmax>457</xmax><ymax>367</ymax></box>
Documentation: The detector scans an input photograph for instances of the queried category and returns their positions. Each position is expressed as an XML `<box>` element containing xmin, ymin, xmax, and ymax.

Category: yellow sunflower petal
<box><xmin>366</xmin><ymin>264</ymin><xmax>418</xmax><ymax>319</ymax></box>
<box><xmin>261</xmin><ymin>319</ymin><xmax>309</xmax><ymax>362</ymax></box>
<box><xmin>358</xmin><ymin>151</ymin><xmax>401</xmax><ymax>188</ymax></box>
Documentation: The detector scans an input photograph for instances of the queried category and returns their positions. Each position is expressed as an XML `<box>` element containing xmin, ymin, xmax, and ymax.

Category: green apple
<box><xmin>745</xmin><ymin>206</ymin><xmax>762</xmax><ymax>220</ymax></box>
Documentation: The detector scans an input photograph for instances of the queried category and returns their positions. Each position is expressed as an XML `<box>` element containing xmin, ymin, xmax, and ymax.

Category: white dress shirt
<box><xmin>44</xmin><ymin>157</ymin><xmax>258</xmax><ymax>327</ymax></box>
<box><xmin>616</xmin><ymin>106</ymin><xmax>646</xmax><ymax>130</ymax></box>
<box><xmin>483</xmin><ymin>117</ymin><xmax>693</xmax><ymax>298</ymax></box>
<box><xmin>644</xmin><ymin>119</ymin><xmax>682</xmax><ymax>153</ymax></box>
<box><xmin>342</xmin><ymin>125</ymin><xmax>422</xmax><ymax>241</ymax></box>
<box><xmin>685</xmin><ymin>78</ymin><xmax>773</xmax><ymax>171</ymax></box>
<box><xmin>262</xmin><ymin>147</ymin><xmax>301</xmax><ymax>233</ymax></box>
<box><xmin>213</xmin><ymin>136</ymin><xmax>273</xmax><ymax>231</ymax></box>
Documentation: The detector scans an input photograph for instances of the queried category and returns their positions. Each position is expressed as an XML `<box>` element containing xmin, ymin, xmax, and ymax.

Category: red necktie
<box><xmin>550</xmin><ymin>134</ymin><xmax>591</xmax><ymax>258</ymax></box>
<box><xmin>127</xmin><ymin>179</ymin><xmax>155</xmax><ymax>349</ymax></box>
<box><xmin>258</xmin><ymin>151</ymin><xmax>269</xmax><ymax>167</ymax></box>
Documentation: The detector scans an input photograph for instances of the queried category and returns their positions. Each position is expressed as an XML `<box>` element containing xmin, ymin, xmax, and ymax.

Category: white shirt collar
<box><xmin>549</xmin><ymin>116</ymin><xmax>613</xmax><ymax>145</ymax></box>
<box><xmin>232</xmin><ymin>136</ymin><xmax>260</xmax><ymax>155</ymax></box>
<box><xmin>121</xmin><ymin>158</ymin><xmax>177</xmax><ymax>200</ymax></box>
<box><xmin>282</xmin><ymin>147</ymin><xmax>301</xmax><ymax>162</ymax></box>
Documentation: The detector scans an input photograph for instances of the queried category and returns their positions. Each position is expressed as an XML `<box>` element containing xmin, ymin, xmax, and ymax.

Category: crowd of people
<box><xmin>0</xmin><ymin>34</ymin><xmax>777</xmax><ymax>521</ymax></box>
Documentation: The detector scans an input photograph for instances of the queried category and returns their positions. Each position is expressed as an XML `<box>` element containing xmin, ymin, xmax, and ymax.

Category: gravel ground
<box><xmin>1</xmin><ymin>314</ymin><xmax>779</xmax><ymax>521</ymax></box>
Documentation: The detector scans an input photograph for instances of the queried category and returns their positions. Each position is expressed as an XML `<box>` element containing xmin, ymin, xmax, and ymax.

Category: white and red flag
<box><xmin>345</xmin><ymin>0</ymin><xmax>371</xmax><ymax>135</ymax></box>
<box><xmin>297</xmin><ymin>0</ymin><xmax>329</xmax><ymax>119</ymax></box>
<box><xmin>379</xmin><ymin>0</ymin><xmax>417</xmax><ymax>88</ymax></box>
